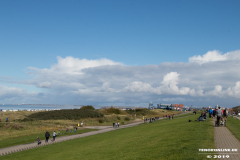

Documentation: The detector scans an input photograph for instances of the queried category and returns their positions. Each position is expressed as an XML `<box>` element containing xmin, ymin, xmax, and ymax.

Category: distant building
<box><xmin>149</xmin><ymin>101</ymin><xmax>154</xmax><ymax>110</ymax></box>
<box><xmin>157</xmin><ymin>103</ymin><xmax>171</xmax><ymax>109</ymax></box>
<box><xmin>156</xmin><ymin>103</ymin><xmax>184</xmax><ymax>110</ymax></box>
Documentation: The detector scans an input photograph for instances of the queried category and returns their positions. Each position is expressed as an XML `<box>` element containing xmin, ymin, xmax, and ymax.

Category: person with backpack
<box><xmin>45</xmin><ymin>131</ymin><xmax>50</xmax><ymax>142</ymax></box>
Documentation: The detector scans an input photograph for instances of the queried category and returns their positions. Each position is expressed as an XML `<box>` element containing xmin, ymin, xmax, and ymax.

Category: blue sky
<box><xmin>0</xmin><ymin>0</ymin><xmax>240</xmax><ymax>107</ymax></box>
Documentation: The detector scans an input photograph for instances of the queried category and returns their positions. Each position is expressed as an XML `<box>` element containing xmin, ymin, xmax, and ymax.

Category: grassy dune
<box><xmin>1</xmin><ymin>114</ymin><xmax>214</xmax><ymax>160</ymax></box>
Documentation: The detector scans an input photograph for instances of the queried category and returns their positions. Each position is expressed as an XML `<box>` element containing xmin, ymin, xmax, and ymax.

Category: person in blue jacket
<box><xmin>208</xmin><ymin>108</ymin><xmax>213</xmax><ymax>118</ymax></box>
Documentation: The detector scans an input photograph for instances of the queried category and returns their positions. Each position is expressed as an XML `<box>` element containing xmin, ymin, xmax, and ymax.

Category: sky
<box><xmin>0</xmin><ymin>0</ymin><xmax>240</xmax><ymax>108</ymax></box>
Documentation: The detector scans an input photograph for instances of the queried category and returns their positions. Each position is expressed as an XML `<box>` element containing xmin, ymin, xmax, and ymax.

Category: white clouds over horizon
<box><xmin>189</xmin><ymin>50</ymin><xmax>240</xmax><ymax>64</ymax></box>
<box><xmin>1</xmin><ymin>50</ymin><xmax>240</xmax><ymax>107</ymax></box>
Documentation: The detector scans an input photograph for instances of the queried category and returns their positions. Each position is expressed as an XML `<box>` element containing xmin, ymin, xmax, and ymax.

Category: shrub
<box><xmin>20</xmin><ymin>118</ymin><xmax>34</xmax><ymax>122</ymax></box>
<box><xmin>125</xmin><ymin>108</ymin><xmax>156</xmax><ymax>116</ymax></box>
<box><xmin>124</xmin><ymin>117</ymin><xmax>130</xmax><ymax>121</ymax></box>
<box><xmin>121</xmin><ymin>122</ymin><xmax>124</xmax><ymax>125</ymax></box>
<box><xmin>105</xmin><ymin>108</ymin><xmax>121</xmax><ymax>114</ymax></box>
<box><xmin>80</xmin><ymin>105</ymin><xmax>95</xmax><ymax>110</ymax></box>
<box><xmin>117</xmin><ymin>116</ymin><xmax>121</xmax><ymax>120</ymax></box>
<box><xmin>26</xmin><ymin>109</ymin><xmax>104</xmax><ymax>120</ymax></box>
<box><xmin>98</xmin><ymin>119</ymin><xmax>104</xmax><ymax>123</ymax></box>
<box><xmin>11</xmin><ymin>124</ymin><xmax>24</xmax><ymax>130</ymax></box>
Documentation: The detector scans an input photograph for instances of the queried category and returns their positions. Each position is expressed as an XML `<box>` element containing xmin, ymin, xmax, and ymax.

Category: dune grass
<box><xmin>226</xmin><ymin>116</ymin><xmax>240</xmax><ymax>141</ymax></box>
<box><xmin>1</xmin><ymin>114</ymin><xmax>214</xmax><ymax>160</ymax></box>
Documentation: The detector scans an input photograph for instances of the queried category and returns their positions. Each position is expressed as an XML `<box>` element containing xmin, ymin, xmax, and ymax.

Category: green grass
<box><xmin>0</xmin><ymin>129</ymin><xmax>97</xmax><ymax>149</ymax></box>
<box><xmin>1</xmin><ymin>114</ymin><xmax>214</xmax><ymax>160</ymax></box>
<box><xmin>226</xmin><ymin>116</ymin><xmax>240</xmax><ymax>141</ymax></box>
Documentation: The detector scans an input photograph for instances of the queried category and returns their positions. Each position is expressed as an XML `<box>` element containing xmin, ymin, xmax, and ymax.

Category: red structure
<box><xmin>172</xmin><ymin>104</ymin><xmax>184</xmax><ymax>108</ymax></box>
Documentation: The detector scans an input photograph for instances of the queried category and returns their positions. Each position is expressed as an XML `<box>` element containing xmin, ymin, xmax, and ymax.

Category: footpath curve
<box><xmin>0</xmin><ymin>112</ymin><xmax>191</xmax><ymax>156</ymax></box>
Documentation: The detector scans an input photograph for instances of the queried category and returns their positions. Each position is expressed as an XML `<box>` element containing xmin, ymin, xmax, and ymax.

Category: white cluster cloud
<box><xmin>29</xmin><ymin>56</ymin><xmax>123</xmax><ymax>75</ymax></box>
<box><xmin>189</xmin><ymin>50</ymin><xmax>240</xmax><ymax>64</ymax></box>
<box><xmin>123</xmin><ymin>72</ymin><xmax>204</xmax><ymax>96</ymax></box>
<box><xmin>206</xmin><ymin>81</ymin><xmax>240</xmax><ymax>98</ymax></box>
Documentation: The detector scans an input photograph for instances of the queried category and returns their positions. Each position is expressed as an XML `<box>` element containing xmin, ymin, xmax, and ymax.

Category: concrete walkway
<box><xmin>213</xmin><ymin>118</ymin><xmax>240</xmax><ymax>160</ymax></box>
<box><xmin>0</xmin><ymin>112</ymin><xmax>191</xmax><ymax>156</ymax></box>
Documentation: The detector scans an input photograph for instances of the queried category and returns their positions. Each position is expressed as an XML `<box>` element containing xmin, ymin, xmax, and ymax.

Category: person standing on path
<box><xmin>45</xmin><ymin>131</ymin><xmax>50</xmax><ymax>142</ymax></box>
<box><xmin>118</xmin><ymin>122</ymin><xmax>119</xmax><ymax>128</ymax></box>
<box><xmin>52</xmin><ymin>131</ymin><xmax>56</xmax><ymax>141</ymax></box>
<box><xmin>115</xmin><ymin>122</ymin><xmax>118</xmax><ymax>128</ymax></box>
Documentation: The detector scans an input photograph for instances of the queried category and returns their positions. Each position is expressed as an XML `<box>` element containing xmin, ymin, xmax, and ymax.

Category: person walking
<box><xmin>209</xmin><ymin>108</ymin><xmax>213</xmax><ymax>118</ymax></box>
<box><xmin>216</xmin><ymin>106</ymin><xmax>222</xmax><ymax>126</ymax></box>
<box><xmin>118</xmin><ymin>122</ymin><xmax>119</xmax><ymax>128</ymax></box>
<box><xmin>213</xmin><ymin>109</ymin><xmax>216</xmax><ymax>118</ymax></box>
<box><xmin>45</xmin><ymin>131</ymin><xmax>50</xmax><ymax>142</ymax></box>
<box><xmin>223</xmin><ymin>109</ymin><xmax>228</xmax><ymax>122</ymax></box>
<box><xmin>52</xmin><ymin>131</ymin><xmax>56</xmax><ymax>141</ymax></box>
<box><xmin>37</xmin><ymin>137</ymin><xmax>41</xmax><ymax>145</ymax></box>
<box><xmin>115</xmin><ymin>122</ymin><xmax>118</xmax><ymax>128</ymax></box>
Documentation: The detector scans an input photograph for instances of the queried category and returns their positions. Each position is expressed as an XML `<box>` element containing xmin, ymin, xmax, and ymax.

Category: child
<box><xmin>37</xmin><ymin>137</ymin><xmax>41</xmax><ymax>145</ymax></box>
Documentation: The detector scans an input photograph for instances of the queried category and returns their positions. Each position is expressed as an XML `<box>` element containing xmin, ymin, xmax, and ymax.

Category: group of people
<box><xmin>113</xmin><ymin>122</ymin><xmax>120</xmax><ymax>128</ymax></box>
<box><xmin>215</xmin><ymin>107</ymin><xmax>228</xmax><ymax>126</ymax></box>
<box><xmin>144</xmin><ymin>117</ymin><xmax>160</xmax><ymax>123</ymax></box>
<box><xmin>197</xmin><ymin>107</ymin><xmax>229</xmax><ymax>126</ymax></box>
<box><xmin>37</xmin><ymin>131</ymin><xmax>57</xmax><ymax>145</ymax></box>
<box><xmin>207</xmin><ymin>107</ymin><xmax>229</xmax><ymax>119</ymax></box>
<box><xmin>162</xmin><ymin>114</ymin><xmax>174</xmax><ymax>120</ymax></box>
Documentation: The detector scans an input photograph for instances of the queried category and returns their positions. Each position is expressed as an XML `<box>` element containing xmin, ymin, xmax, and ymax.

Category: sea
<box><xmin>0</xmin><ymin>104</ymin><xmax>87</xmax><ymax>111</ymax></box>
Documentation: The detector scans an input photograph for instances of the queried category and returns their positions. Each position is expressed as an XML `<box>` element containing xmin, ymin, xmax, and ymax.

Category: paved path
<box><xmin>213</xmin><ymin>118</ymin><xmax>240</xmax><ymax>160</ymax></box>
<box><xmin>0</xmin><ymin>112</ymin><xmax>191</xmax><ymax>156</ymax></box>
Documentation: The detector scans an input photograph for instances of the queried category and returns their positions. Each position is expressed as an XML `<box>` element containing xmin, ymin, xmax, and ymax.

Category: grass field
<box><xmin>0</xmin><ymin>128</ymin><xmax>97</xmax><ymax>149</ymax></box>
<box><xmin>226</xmin><ymin>116</ymin><xmax>240</xmax><ymax>141</ymax></box>
<box><xmin>1</xmin><ymin>114</ymin><xmax>215</xmax><ymax>160</ymax></box>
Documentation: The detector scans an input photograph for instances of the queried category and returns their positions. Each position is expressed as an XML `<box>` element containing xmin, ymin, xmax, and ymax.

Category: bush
<box><xmin>121</xmin><ymin>122</ymin><xmax>124</xmax><ymax>125</ymax></box>
<box><xmin>80</xmin><ymin>105</ymin><xmax>95</xmax><ymax>110</ymax></box>
<box><xmin>125</xmin><ymin>108</ymin><xmax>155</xmax><ymax>116</ymax></box>
<box><xmin>117</xmin><ymin>116</ymin><xmax>121</xmax><ymax>120</ymax></box>
<box><xmin>124</xmin><ymin>117</ymin><xmax>130</xmax><ymax>121</ymax></box>
<box><xmin>11</xmin><ymin>124</ymin><xmax>24</xmax><ymax>130</ymax></box>
<box><xmin>26</xmin><ymin>109</ymin><xmax>104</xmax><ymax>120</ymax></box>
<box><xmin>98</xmin><ymin>119</ymin><xmax>104</xmax><ymax>123</ymax></box>
<box><xmin>105</xmin><ymin>108</ymin><xmax>121</xmax><ymax>114</ymax></box>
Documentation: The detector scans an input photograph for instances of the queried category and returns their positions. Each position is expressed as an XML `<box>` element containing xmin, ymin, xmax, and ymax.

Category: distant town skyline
<box><xmin>1</xmin><ymin>1</ymin><xmax>240</xmax><ymax>108</ymax></box>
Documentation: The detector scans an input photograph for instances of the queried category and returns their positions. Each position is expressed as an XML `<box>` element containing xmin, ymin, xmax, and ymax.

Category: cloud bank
<box><xmin>1</xmin><ymin>50</ymin><xmax>240</xmax><ymax>107</ymax></box>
